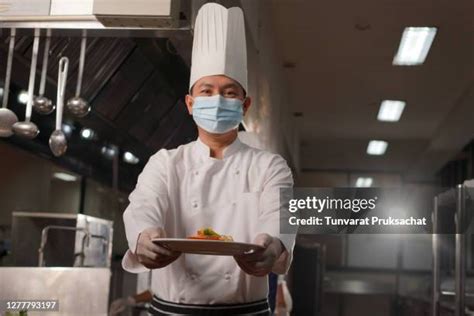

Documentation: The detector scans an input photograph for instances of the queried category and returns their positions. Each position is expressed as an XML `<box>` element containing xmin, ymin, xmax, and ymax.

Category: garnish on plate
<box><xmin>187</xmin><ymin>227</ymin><xmax>233</xmax><ymax>241</ymax></box>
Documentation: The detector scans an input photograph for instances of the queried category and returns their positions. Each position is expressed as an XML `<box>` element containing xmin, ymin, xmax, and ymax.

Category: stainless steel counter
<box><xmin>0</xmin><ymin>267</ymin><xmax>110</xmax><ymax>315</ymax></box>
<box><xmin>324</xmin><ymin>271</ymin><xmax>395</xmax><ymax>295</ymax></box>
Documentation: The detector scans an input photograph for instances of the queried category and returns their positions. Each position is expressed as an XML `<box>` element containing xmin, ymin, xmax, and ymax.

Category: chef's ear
<box><xmin>243</xmin><ymin>96</ymin><xmax>252</xmax><ymax>115</ymax></box>
<box><xmin>185</xmin><ymin>94</ymin><xmax>194</xmax><ymax>115</ymax></box>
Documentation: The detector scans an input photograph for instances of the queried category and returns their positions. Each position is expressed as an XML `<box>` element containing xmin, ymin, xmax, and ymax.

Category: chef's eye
<box><xmin>200</xmin><ymin>89</ymin><xmax>212</xmax><ymax>95</ymax></box>
<box><xmin>224</xmin><ymin>91</ymin><xmax>237</xmax><ymax>98</ymax></box>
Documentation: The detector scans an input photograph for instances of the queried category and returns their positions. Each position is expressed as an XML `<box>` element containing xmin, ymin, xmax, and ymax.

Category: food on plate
<box><xmin>187</xmin><ymin>227</ymin><xmax>233</xmax><ymax>241</ymax></box>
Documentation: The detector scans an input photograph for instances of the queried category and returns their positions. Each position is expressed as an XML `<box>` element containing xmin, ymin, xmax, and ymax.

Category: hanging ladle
<box><xmin>49</xmin><ymin>57</ymin><xmax>69</xmax><ymax>157</ymax></box>
<box><xmin>12</xmin><ymin>28</ymin><xmax>41</xmax><ymax>139</ymax></box>
<box><xmin>0</xmin><ymin>28</ymin><xmax>19</xmax><ymax>137</ymax></box>
<box><xmin>33</xmin><ymin>29</ymin><xmax>54</xmax><ymax>115</ymax></box>
<box><xmin>66</xmin><ymin>30</ymin><xmax>90</xmax><ymax>117</ymax></box>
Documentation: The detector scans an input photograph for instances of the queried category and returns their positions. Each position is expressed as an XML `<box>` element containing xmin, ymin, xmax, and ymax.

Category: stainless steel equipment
<box><xmin>33</xmin><ymin>29</ymin><xmax>54</xmax><ymax>115</ymax></box>
<box><xmin>0</xmin><ymin>0</ymin><xmax>184</xmax><ymax>29</ymax></box>
<box><xmin>432</xmin><ymin>182</ymin><xmax>474</xmax><ymax>316</ymax></box>
<box><xmin>0</xmin><ymin>0</ymin><xmax>51</xmax><ymax>16</ymax></box>
<box><xmin>432</xmin><ymin>195</ymin><xmax>440</xmax><ymax>316</ymax></box>
<box><xmin>455</xmin><ymin>184</ymin><xmax>466</xmax><ymax>316</ymax></box>
<box><xmin>0</xmin><ymin>28</ymin><xmax>19</xmax><ymax>137</ymax></box>
<box><xmin>11</xmin><ymin>28</ymin><xmax>40</xmax><ymax>139</ymax></box>
<box><xmin>49</xmin><ymin>56</ymin><xmax>69</xmax><ymax>157</ymax></box>
<box><xmin>38</xmin><ymin>225</ymin><xmax>108</xmax><ymax>267</ymax></box>
<box><xmin>12</xmin><ymin>212</ymin><xmax>113</xmax><ymax>268</ymax></box>
<box><xmin>0</xmin><ymin>267</ymin><xmax>110</xmax><ymax>316</ymax></box>
<box><xmin>66</xmin><ymin>30</ymin><xmax>90</xmax><ymax>117</ymax></box>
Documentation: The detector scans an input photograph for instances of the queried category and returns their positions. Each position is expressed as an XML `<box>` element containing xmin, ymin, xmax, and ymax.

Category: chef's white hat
<box><xmin>189</xmin><ymin>3</ymin><xmax>247</xmax><ymax>93</ymax></box>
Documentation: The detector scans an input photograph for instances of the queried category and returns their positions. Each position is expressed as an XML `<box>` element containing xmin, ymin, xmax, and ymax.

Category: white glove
<box><xmin>109</xmin><ymin>296</ymin><xmax>135</xmax><ymax>316</ymax></box>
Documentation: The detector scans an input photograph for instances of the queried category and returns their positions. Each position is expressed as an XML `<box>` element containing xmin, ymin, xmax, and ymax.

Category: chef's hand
<box><xmin>234</xmin><ymin>233</ymin><xmax>284</xmax><ymax>277</ymax></box>
<box><xmin>109</xmin><ymin>296</ymin><xmax>135</xmax><ymax>315</ymax></box>
<box><xmin>136</xmin><ymin>227</ymin><xmax>181</xmax><ymax>269</ymax></box>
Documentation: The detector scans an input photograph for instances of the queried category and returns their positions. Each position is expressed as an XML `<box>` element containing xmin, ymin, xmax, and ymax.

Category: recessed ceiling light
<box><xmin>62</xmin><ymin>123</ymin><xmax>74</xmax><ymax>136</ymax></box>
<box><xmin>377</xmin><ymin>100</ymin><xmax>406</xmax><ymax>122</ymax></box>
<box><xmin>393</xmin><ymin>27</ymin><xmax>437</xmax><ymax>66</ymax></box>
<box><xmin>101</xmin><ymin>145</ymin><xmax>118</xmax><ymax>159</ymax></box>
<box><xmin>53</xmin><ymin>172</ymin><xmax>78</xmax><ymax>182</ymax></box>
<box><xmin>367</xmin><ymin>140</ymin><xmax>388</xmax><ymax>155</ymax></box>
<box><xmin>123</xmin><ymin>151</ymin><xmax>139</xmax><ymax>164</ymax></box>
<box><xmin>356</xmin><ymin>177</ymin><xmax>373</xmax><ymax>188</ymax></box>
<box><xmin>80</xmin><ymin>128</ymin><xmax>96</xmax><ymax>140</ymax></box>
<box><xmin>17</xmin><ymin>90</ymin><xmax>28</xmax><ymax>104</ymax></box>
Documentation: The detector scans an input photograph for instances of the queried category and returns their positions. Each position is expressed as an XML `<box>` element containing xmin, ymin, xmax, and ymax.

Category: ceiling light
<box><xmin>62</xmin><ymin>123</ymin><xmax>73</xmax><ymax>136</ymax></box>
<box><xmin>80</xmin><ymin>128</ymin><xmax>95</xmax><ymax>140</ymax></box>
<box><xmin>17</xmin><ymin>90</ymin><xmax>28</xmax><ymax>104</ymax></box>
<box><xmin>367</xmin><ymin>140</ymin><xmax>388</xmax><ymax>155</ymax></box>
<box><xmin>101</xmin><ymin>145</ymin><xmax>118</xmax><ymax>159</ymax></box>
<box><xmin>393</xmin><ymin>27</ymin><xmax>437</xmax><ymax>66</ymax></box>
<box><xmin>53</xmin><ymin>172</ymin><xmax>78</xmax><ymax>182</ymax></box>
<box><xmin>355</xmin><ymin>177</ymin><xmax>373</xmax><ymax>188</ymax></box>
<box><xmin>0</xmin><ymin>87</ymin><xmax>4</xmax><ymax>97</ymax></box>
<box><xmin>377</xmin><ymin>100</ymin><xmax>406</xmax><ymax>122</ymax></box>
<box><xmin>123</xmin><ymin>151</ymin><xmax>139</xmax><ymax>164</ymax></box>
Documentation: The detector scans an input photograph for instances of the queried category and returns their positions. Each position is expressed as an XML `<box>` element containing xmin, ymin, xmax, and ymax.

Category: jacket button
<box><xmin>235</xmin><ymin>170</ymin><xmax>240</xmax><ymax>175</ymax></box>
<box><xmin>224</xmin><ymin>273</ymin><xmax>231</xmax><ymax>280</ymax></box>
<box><xmin>192</xmin><ymin>201</ymin><xmax>198</xmax><ymax>208</ymax></box>
<box><xmin>194</xmin><ymin>170</ymin><xmax>199</xmax><ymax>176</ymax></box>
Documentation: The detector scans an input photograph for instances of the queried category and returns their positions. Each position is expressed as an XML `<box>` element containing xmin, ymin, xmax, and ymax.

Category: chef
<box><xmin>122</xmin><ymin>3</ymin><xmax>295</xmax><ymax>315</ymax></box>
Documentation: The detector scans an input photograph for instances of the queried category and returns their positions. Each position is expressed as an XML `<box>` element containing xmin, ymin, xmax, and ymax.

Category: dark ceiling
<box><xmin>0</xmin><ymin>32</ymin><xmax>197</xmax><ymax>192</ymax></box>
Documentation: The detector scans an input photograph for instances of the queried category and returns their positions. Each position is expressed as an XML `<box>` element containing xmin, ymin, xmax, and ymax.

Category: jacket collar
<box><xmin>194</xmin><ymin>136</ymin><xmax>243</xmax><ymax>159</ymax></box>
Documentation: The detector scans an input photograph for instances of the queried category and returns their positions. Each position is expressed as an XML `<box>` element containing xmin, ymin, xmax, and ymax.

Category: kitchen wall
<box><xmin>238</xmin><ymin>1</ymin><xmax>300</xmax><ymax>172</ymax></box>
<box><xmin>48</xmin><ymin>171</ymin><xmax>81</xmax><ymax>213</ymax></box>
<box><xmin>0</xmin><ymin>142</ymin><xmax>83</xmax><ymax>218</ymax></box>
<box><xmin>0</xmin><ymin>141</ymin><xmax>54</xmax><ymax>227</ymax></box>
<box><xmin>0</xmin><ymin>141</ymin><xmax>129</xmax><ymax>258</ymax></box>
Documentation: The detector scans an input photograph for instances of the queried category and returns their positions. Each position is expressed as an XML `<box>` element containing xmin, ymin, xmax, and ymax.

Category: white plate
<box><xmin>152</xmin><ymin>238</ymin><xmax>264</xmax><ymax>256</ymax></box>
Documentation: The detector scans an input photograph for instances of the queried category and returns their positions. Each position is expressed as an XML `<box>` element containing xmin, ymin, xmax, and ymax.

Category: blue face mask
<box><xmin>192</xmin><ymin>95</ymin><xmax>244</xmax><ymax>134</ymax></box>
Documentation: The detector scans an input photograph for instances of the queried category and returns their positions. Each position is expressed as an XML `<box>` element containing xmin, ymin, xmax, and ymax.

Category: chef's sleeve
<box><xmin>257</xmin><ymin>154</ymin><xmax>296</xmax><ymax>274</ymax></box>
<box><xmin>122</xmin><ymin>150</ymin><xmax>169</xmax><ymax>273</ymax></box>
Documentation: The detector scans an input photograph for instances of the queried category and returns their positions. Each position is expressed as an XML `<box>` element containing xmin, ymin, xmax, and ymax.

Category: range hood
<box><xmin>0</xmin><ymin>0</ymin><xmax>187</xmax><ymax>29</ymax></box>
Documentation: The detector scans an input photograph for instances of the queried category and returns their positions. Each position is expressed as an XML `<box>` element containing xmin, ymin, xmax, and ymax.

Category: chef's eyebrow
<box><xmin>222</xmin><ymin>83</ymin><xmax>240</xmax><ymax>90</ymax></box>
<box><xmin>196</xmin><ymin>83</ymin><xmax>214</xmax><ymax>90</ymax></box>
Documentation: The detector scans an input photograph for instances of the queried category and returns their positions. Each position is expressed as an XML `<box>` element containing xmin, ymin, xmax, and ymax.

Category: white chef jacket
<box><xmin>122</xmin><ymin>136</ymin><xmax>295</xmax><ymax>304</ymax></box>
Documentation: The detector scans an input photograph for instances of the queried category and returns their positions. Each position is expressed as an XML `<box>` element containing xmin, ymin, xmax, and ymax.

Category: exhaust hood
<box><xmin>0</xmin><ymin>0</ymin><xmax>185</xmax><ymax>29</ymax></box>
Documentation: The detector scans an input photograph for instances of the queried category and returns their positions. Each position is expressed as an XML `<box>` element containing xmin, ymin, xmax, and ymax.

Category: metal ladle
<box><xmin>0</xmin><ymin>28</ymin><xmax>19</xmax><ymax>137</ymax></box>
<box><xmin>66</xmin><ymin>30</ymin><xmax>89</xmax><ymax>117</ymax></box>
<box><xmin>33</xmin><ymin>29</ymin><xmax>54</xmax><ymax>115</ymax></box>
<box><xmin>49</xmin><ymin>57</ymin><xmax>69</xmax><ymax>157</ymax></box>
<box><xmin>12</xmin><ymin>29</ymin><xmax>40</xmax><ymax>139</ymax></box>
